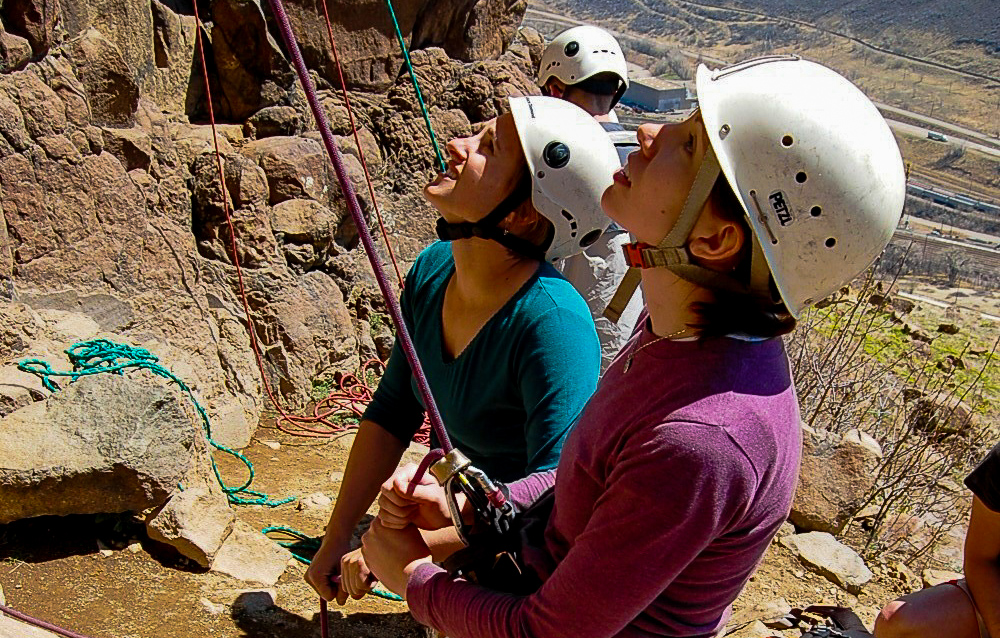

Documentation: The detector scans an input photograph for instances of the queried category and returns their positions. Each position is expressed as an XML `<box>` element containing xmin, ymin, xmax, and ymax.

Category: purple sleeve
<box><xmin>505</xmin><ymin>469</ymin><xmax>556</xmax><ymax>511</ymax></box>
<box><xmin>406</xmin><ymin>424</ymin><xmax>753</xmax><ymax>638</ymax></box>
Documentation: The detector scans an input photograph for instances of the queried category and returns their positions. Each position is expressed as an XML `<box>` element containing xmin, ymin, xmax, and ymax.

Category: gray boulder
<box><xmin>781</xmin><ymin>531</ymin><xmax>873</xmax><ymax>594</ymax></box>
<box><xmin>0</xmin><ymin>374</ymin><xmax>213</xmax><ymax>524</ymax></box>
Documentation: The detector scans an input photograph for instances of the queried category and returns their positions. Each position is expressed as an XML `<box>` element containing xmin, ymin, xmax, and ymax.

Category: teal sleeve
<box><xmin>514</xmin><ymin>306</ymin><xmax>599</xmax><ymax>474</ymax></box>
<box><xmin>362</xmin><ymin>277</ymin><xmax>426</xmax><ymax>442</ymax></box>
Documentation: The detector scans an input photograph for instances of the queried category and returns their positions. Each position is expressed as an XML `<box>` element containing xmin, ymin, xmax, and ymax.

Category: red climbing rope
<box><xmin>189</xmin><ymin>2</ymin><xmax>429</xmax><ymax>445</ymax></box>
<box><xmin>317</xmin><ymin>0</ymin><xmax>405</xmax><ymax>289</ymax></box>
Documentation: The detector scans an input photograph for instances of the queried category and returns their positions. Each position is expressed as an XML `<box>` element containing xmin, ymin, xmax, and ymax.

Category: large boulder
<box><xmin>0</xmin><ymin>374</ymin><xmax>214</xmax><ymax>524</ymax></box>
<box><xmin>60</xmin><ymin>0</ymin><xmax>155</xmax><ymax>85</ymax></box>
<box><xmin>275</xmin><ymin>0</ymin><xmax>526</xmax><ymax>92</ymax></box>
<box><xmin>70</xmin><ymin>28</ymin><xmax>141</xmax><ymax>127</ymax></box>
<box><xmin>790</xmin><ymin>427</ymin><xmax>882</xmax><ymax>534</ymax></box>
<box><xmin>1</xmin><ymin>0</ymin><xmax>60</xmax><ymax>58</ymax></box>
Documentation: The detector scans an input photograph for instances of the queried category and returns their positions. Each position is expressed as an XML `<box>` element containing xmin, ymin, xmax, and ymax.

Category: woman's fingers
<box><xmin>339</xmin><ymin>548</ymin><xmax>374</xmax><ymax>600</ymax></box>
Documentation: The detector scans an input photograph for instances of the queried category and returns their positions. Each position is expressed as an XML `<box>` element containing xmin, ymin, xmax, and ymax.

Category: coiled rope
<box><xmin>17</xmin><ymin>340</ymin><xmax>294</xmax><ymax>507</ymax></box>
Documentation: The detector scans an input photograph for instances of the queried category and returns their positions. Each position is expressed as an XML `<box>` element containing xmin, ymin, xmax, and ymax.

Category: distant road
<box><xmin>524</xmin><ymin>7</ymin><xmax>1000</xmax><ymax>159</ymax></box>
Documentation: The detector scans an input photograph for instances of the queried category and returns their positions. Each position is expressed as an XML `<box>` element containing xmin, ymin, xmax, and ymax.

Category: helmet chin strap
<box><xmin>435</xmin><ymin>174</ymin><xmax>546</xmax><ymax>261</ymax></box>
<box><xmin>603</xmin><ymin>144</ymin><xmax>773</xmax><ymax>322</ymax></box>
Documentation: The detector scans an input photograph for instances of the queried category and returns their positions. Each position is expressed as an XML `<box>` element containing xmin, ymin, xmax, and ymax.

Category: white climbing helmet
<box><xmin>697</xmin><ymin>55</ymin><xmax>905</xmax><ymax>316</ymax></box>
<box><xmin>537</xmin><ymin>26</ymin><xmax>629</xmax><ymax>106</ymax></box>
<box><xmin>509</xmin><ymin>96</ymin><xmax>619</xmax><ymax>262</ymax></box>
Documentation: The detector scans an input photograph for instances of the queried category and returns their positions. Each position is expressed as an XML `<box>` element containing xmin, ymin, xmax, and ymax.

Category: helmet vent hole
<box><xmin>795</xmin><ymin>171</ymin><xmax>807</xmax><ymax>184</ymax></box>
<box><xmin>537</xmin><ymin>170</ymin><xmax>545</xmax><ymax>178</ymax></box>
<box><xmin>825</xmin><ymin>237</ymin><xmax>837</xmax><ymax>248</ymax></box>
<box><xmin>561</xmin><ymin>210</ymin><xmax>574</xmax><ymax>221</ymax></box>
<box><xmin>811</xmin><ymin>206</ymin><xmax>822</xmax><ymax>217</ymax></box>
<box><xmin>782</xmin><ymin>135</ymin><xmax>794</xmax><ymax>147</ymax></box>
<box><xmin>565</xmin><ymin>42</ymin><xmax>579</xmax><ymax>57</ymax></box>
<box><xmin>580</xmin><ymin>229</ymin><xmax>602</xmax><ymax>247</ymax></box>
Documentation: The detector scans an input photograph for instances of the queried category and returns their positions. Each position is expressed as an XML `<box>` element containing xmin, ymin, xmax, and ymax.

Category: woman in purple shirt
<box><xmin>357</xmin><ymin>56</ymin><xmax>906</xmax><ymax>638</ymax></box>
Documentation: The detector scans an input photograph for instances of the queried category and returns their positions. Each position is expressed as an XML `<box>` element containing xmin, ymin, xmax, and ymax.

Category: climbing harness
<box><xmin>18</xmin><ymin>340</ymin><xmax>293</xmax><ymax>507</ymax></box>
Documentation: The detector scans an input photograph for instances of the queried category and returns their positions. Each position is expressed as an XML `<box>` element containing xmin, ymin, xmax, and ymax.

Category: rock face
<box><xmin>0</xmin><ymin>0</ymin><xmax>539</xmax><ymax>526</ymax></box>
<box><xmin>0</xmin><ymin>374</ymin><xmax>213</xmax><ymax>524</ymax></box>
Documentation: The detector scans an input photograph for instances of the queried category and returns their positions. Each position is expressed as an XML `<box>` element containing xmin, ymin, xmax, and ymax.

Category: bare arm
<box><xmin>964</xmin><ymin>495</ymin><xmax>1000</xmax><ymax>636</ymax></box>
<box><xmin>305</xmin><ymin>419</ymin><xmax>408</xmax><ymax>600</ymax></box>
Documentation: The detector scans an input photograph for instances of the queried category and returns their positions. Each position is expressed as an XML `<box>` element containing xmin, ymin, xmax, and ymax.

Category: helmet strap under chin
<box><xmin>434</xmin><ymin>174</ymin><xmax>545</xmax><ymax>261</ymax></box>
<box><xmin>603</xmin><ymin>144</ymin><xmax>775</xmax><ymax>322</ymax></box>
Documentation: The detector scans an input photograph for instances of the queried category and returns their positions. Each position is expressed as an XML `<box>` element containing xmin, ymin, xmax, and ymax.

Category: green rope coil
<box><xmin>384</xmin><ymin>0</ymin><xmax>447</xmax><ymax>174</ymax></box>
<box><xmin>263</xmin><ymin>526</ymin><xmax>404</xmax><ymax>602</ymax></box>
<box><xmin>18</xmin><ymin>339</ymin><xmax>294</xmax><ymax>508</ymax></box>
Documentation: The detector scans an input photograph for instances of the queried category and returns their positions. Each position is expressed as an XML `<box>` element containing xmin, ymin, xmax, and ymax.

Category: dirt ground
<box><xmin>0</xmin><ymin>413</ymin><xmax>952</xmax><ymax>638</ymax></box>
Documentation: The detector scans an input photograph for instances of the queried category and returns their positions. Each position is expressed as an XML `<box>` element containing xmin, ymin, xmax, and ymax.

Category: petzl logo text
<box><xmin>768</xmin><ymin>191</ymin><xmax>793</xmax><ymax>226</ymax></box>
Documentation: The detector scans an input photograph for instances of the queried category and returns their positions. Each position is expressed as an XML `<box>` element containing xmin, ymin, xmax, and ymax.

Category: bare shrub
<box><xmin>788</xmin><ymin>260</ymin><xmax>996</xmax><ymax>566</ymax></box>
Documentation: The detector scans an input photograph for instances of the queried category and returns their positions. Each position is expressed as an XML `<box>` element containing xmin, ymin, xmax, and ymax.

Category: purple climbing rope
<box><xmin>0</xmin><ymin>603</ymin><xmax>98</xmax><ymax>638</ymax></box>
<box><xmin>264</xmin><ymin>0</ymin><xmax>453</xmax><ymax>453</ymax></box>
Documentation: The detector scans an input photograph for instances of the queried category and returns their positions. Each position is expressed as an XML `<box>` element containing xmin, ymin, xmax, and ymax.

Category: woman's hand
<box><xmin>378</xmin><ymin>463</ymin><xmax>453</xmax><ymax>530</ymax></box>
<box><xmin>338</xmin><ymin>547</ymin><xmax>376</xmax><ymax>604</ymax></box>
<box><xmin>304</xmin><ymin>537</ymin><xmax>351</xmax><ymax>602</ymax></box>
<box><xmin>361</xmin><ymin>518</ymin><xmax>433</xmax><ymax>598</ymax></box>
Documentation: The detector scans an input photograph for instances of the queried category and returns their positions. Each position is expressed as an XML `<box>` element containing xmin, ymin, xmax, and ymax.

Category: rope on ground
<box><xmin>384</xmin><ymin>0</ymin><xmax>447</xmax><ymax>174</ymax></box>
<box><xmin>271</xmin><ymin>358</ymin><xmax>430</xmax><ymax>446</ymax></box>
<box><xmin>17</xmin><ymin>340</ymin><xmax>294</xmax><ymax>507</ymax></box>
<box><xmin>262</xmin><ymin>526</ymin><xmax>404</xmax><ymax>601</ymax></box>
<box><xmin>0</xmin><ymin>603</ymin><xmax>98</xmax><ymax>638</ymax></box>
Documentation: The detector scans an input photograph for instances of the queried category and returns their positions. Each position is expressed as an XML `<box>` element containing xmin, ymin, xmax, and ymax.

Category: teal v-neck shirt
<box><xmin>364</xmin><ymin>241</ymin><xmax>600</xmax><ymax>482</ymax></box>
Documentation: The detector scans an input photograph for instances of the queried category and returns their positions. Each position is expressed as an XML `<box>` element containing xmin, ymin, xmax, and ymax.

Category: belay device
<box><xmin>265</xmin><ymin>0</ymin><xmax>536</xmax><ymax>595</ymax></box>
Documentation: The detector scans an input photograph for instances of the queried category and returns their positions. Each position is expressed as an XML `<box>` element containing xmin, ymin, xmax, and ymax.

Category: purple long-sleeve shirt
<box><xmin>407</xmin><ymin>324</ymin><xmax>802</xmax><ymax>638</ymax></box>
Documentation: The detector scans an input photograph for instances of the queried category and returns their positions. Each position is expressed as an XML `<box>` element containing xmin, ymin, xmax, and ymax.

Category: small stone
<box><xmin>297</xmin><ymin>492</ymin><xmax>333</xmax><ymax>511</ymax></box>
<box><xmin>271</xmin><ymin>457</ymin><xmax>279</xmax><ymax>462</ymax></box>
<box><xmin>14</xmin><ymin>584</ymin><xmax>21</xmax><ymax>589</ymax></box>
<box><xmin>0</xmin><ymin>582</ymin><xmax>5</xmax><ymax>606</ymax></box>
<box><xmin>232</xmin><ymin>588</ymin><xmax>277</xmax><ymax>616</ymax></box>
<box><xmin>793</xmin><ymin>570</ymin><xmax>805</xmax><ymax>579</ymax></box>
<box><xmin>97</xmin><ymin>539</ymin><xmax>114</xmax><ymax>557</ymax></box>
<box><xmin>923</xmin><ymin>568</ymin><xmax>963</xmax><ymax>587</ymax></box>
<box><xmin>258</xmin><ymin>440</ymin><xmax>281</xmax><ymax>450</ymax></box>
<box><xmin>199</xmin><ymin>597</ymin><xmax>226</xmax><ymax>615</ymax></box>
<box><xmin>329</xmin><ymin>471</ymin><xmax>344</xmax><ymax>483</ymax></box>
<box><xmin>127</xmin><ymin>542</ymin><xmax>142</xmax><ymax>554</ymax></box>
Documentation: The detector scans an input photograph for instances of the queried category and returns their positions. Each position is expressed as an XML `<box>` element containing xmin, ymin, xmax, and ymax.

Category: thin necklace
<box><xmin>622</xmin><ymin>327</ymin><xmax>688</xmax><ymax>373</ymax></box>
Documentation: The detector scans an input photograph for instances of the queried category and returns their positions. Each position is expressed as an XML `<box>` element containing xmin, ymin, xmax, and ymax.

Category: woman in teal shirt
<box><xmin>305</xmin><ymin>96</ymin><xmax>620</xmax><ymax>603</ymax></box>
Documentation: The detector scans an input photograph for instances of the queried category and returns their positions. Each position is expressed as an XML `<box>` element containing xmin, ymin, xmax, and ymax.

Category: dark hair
<box><xmin>689</xmin><ymin>175</ymin><xmax>797</xmax><ymax>339</ymax></box>
<box><xmin>563</xmin><ymin>72</ymin><xmax>622</xmax><ymax>97</ymax></box>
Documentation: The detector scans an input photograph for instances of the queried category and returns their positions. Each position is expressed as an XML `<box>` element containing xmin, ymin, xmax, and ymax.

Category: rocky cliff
<box><xmin>0</xmin><ymin>0</ymin><xmax>542</xmax><ymax>458</ymax></box>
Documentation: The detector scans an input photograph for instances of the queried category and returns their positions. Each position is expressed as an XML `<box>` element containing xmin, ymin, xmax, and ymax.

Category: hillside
<box><xmin>534</xmin><ymin>0</ymin><xmax>1000</xmax><ymax>79</ymax></box>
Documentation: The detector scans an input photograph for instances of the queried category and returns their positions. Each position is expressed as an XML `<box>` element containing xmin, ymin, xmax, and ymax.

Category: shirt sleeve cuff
<box><xmin>406</xmin><ymin>561</ymin><xmax>448</xmax><ymax>625</ymax></box>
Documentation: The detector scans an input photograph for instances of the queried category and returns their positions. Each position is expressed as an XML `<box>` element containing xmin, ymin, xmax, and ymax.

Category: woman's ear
<box><xmin>687</xmin><ymin>204</ymin><xmax>746</xmax><ymax>271</ymax></box>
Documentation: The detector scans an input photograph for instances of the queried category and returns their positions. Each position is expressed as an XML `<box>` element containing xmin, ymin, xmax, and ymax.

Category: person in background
<box><xmin>359</xmin><ymin>55</ymin><xmax>907</xmax><ymax>637</ymax></box>
<box><xmin>538</xmin><ymin>25</ymin><xmax>644</xmax><ymax>372</ymax></box>
<box><xmin>304</xmin><ymin>96</ymin><xmax>620</xmax><ymax>605</ymax></box>
<box><xmin>875</xmin><ymin>440</ymin><xmax>1000</xmax><ymax>638</ymax></box>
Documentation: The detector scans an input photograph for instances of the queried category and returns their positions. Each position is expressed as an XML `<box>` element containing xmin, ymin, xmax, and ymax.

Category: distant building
<box><xmin>621</xmin><ymin>77</ymin><xmax>694</xmax><ymax>112</ymax></box>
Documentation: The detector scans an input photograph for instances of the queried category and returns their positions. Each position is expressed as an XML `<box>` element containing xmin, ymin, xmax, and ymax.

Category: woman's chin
<box><xmin>601</xmin><ymin>186</ymin><xmax>627</xmax><ymax>227</ymax></box>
